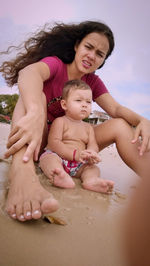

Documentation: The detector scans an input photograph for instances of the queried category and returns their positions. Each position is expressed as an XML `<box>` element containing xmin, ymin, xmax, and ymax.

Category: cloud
<box><xmin>0</xmin><ymin>0</ymin><xmax>76</xmax><ymax>26</ymax></box>
<box><xmin>0</xmin><ymin>17</ymin><xmax>29</xmax><ymax>50</ymax></box>
<box><xmin>109</xmin><ymin>83</ymin><xmax>150</xmax><ymax>118</ymax></box>
<box><xmin>0</xmin><ymin>85</ymin><xmax>19</xmax><ymax>95</ymax></box>
<box><xmin>0</xmin><ymin>0</ymin><xmax>150</xmax><ymax>119</ymax></box>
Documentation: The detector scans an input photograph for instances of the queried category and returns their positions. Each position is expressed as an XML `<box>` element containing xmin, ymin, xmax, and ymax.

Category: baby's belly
<box><xmin>63</xmin><ymin>140</ymin><xmax>86</xmax><ymax>151</ymax></box>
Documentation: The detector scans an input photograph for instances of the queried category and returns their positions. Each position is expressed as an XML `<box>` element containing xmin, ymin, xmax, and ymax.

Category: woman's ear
<box><xmin>61</xmin><ymin>99</ymin><xmax>67</xmax><ymax>110</ymax></box>
<box><xmin>74</xmin><ymin>40</ymin><xmax>79</xmax><ymax>52</ymax></box>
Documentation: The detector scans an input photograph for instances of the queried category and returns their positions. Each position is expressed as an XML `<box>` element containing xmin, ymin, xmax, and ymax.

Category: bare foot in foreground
<box><xmin>50</xmin><ymin>168</ymin><xmax>75</xmax><ymax>189</ymax></box>
<box><xmin>6</xmin><ymin>168</ymin><xmax>59</xmax><ymax>222</ymax></box>
<box><xmin>82</xmin><ymin>178</ymin><xmax>114</xmax><ymax>194</ymax></box>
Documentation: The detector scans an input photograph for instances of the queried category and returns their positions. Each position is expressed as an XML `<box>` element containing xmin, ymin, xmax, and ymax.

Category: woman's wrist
<box><xmin>27</xmin><ymin>105</ymin><xmax>45</xmax><ymax>120</ymax></box>
<box><xmin>28</xmin><ymin>103</ymin><xmax>43</xmax><ymax>113</ymax></box>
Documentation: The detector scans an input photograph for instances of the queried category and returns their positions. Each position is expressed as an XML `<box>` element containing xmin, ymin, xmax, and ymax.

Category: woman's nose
<box><xmin>87</xmin><ymin>50</ymin><xmax>95</xmax><ymax>60</ymax></box>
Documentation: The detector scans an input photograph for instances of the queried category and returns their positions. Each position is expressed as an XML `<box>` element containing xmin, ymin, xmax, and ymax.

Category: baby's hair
<box><xmin>62</xmin><ymin>80</ymin><xmax>92</xmax><ymax>99</ymax></box>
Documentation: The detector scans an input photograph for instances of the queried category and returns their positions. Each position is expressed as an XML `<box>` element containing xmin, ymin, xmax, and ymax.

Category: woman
<box><xmin>0</xmin><ymin>20</ymin><xmax>150</xmax><ymax>222</ymax></box>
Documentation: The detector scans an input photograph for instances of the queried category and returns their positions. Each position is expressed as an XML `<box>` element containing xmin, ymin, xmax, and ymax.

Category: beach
<box><xmin>0</xmin><ymin>122</ymin><xmax>139</xmax><ymax>266</ymax></box>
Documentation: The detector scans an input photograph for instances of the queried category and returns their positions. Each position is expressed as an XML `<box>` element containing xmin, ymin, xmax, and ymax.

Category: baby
<box><xmin>39</xmin><ymin>80</ymin><xmax>114</xmax><ymax>193</ymax></box>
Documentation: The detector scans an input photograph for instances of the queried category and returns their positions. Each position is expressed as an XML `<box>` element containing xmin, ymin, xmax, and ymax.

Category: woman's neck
<box><xmin>67</xmin><ymin>63</ymin><xmax>83</xmax><ymax>80</ymax></box>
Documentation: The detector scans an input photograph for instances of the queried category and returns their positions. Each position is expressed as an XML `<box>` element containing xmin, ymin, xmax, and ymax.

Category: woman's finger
<box><xmin>7</xmin><ymin>131</ymin><xmax>23</xmax><ymax>148</ymax></box>
<box><xmin>139</xmin><ymin>136</ymin><xmax>149</xmax><ymax>156</ymax></box>
<box><xmin>4</xmin><ymin>137</ymin><xmax>27</xmax><ymax>158</ymax></box>
<box><xmin>8</xmin><ymin>125</ymin><xmax>19</xmax><ymax>139</ymax></box>
<box><xmin>23</xmin><ymin>142</ymin><xmax>37</xmax><ymax>162</ymax></box>
<box><xmin>33</xmin><ymin>142</ymin><xmax>41</xmax><ymax>161</ymax></box>
<box><xmin>132</xmin><ymin>126</ymin><xmax>140</xmax><ymax>143</ymax></box>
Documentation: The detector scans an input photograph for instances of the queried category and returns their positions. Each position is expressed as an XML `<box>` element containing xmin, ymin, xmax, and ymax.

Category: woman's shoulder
<box><xmin>40</xmin><ymin>56</ymin><xmax>66</xmax><ymax>77</ymax></box>
<box><xmin>82</xmin><ymin>72</ymin><xmax>108</xmax><ymax>97</ymax></box>
<box><xmin>40</xmin><ymin>56</ymin><xmax>63</xmax><ymax>66</ymax></box>
<box><xmin>82</xmin><ymin>72</ymin><xmax>101</xmax><ymax>84</ymax></box>
<box><xmin>82</xmin><ymin>72</ymin><xmax>105</xmax><ymax>90</ymax></box>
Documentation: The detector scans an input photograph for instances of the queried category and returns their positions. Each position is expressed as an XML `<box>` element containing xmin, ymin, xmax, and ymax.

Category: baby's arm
<box><xmin>79</xmin><ymin>124</ymin><xmax>101</xmax><ymax>164</ymax></box>
<box><xmin>79</xmin><ymin>150</ymin><xmax>101</xmax><ymax>164</ymax></box>
<box><xmin>86</xmin><ymin>124</ymin><xmax>99</xmax><ymax>152</ymax></box>
<box><xmin>47</xmin><ymin>117</ymin><xmax>76</xmax><ymax>161</ymax></box>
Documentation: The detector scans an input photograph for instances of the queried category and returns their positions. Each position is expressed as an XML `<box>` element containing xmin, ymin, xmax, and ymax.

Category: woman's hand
<box><xmin>79</xmin><ymin>150</ymin><xmax>101</xmax><ymax>164</ymax></box>
<box><xmin>132</xmin><ymin>118</ymin><xmax>150</xmax><ymax>156</ymax></box>
<box><xmin>5</xmin><ymin>110</ymin><xmax>45</xmax><ymax>162</ymax></box>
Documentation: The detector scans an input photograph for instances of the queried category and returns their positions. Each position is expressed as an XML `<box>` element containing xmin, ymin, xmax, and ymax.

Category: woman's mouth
<box><xmin>82</xmin><ymin>60</ymin><xmax>91</xmax><ymax>69</ymax></box>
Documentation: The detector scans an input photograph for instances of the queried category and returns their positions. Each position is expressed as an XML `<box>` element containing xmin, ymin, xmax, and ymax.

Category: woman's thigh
<box><xmin>94</xmin><ymin>118</ymin><xmax>133</xmax><ymax>151</ymax></box>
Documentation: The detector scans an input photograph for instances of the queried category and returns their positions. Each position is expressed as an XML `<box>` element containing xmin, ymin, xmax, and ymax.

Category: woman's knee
<box><xmin>112</xmin><ymin>118</ymin><xmax>133</xmax><ymax>140</ymax></box>
<box><xmin>94</xmin><ymin>118</ymin><xmax>132</xmax><ymax>148</ymax></box>
<box><xmin>113</xmin><ymin>118</ymin><xmax>129</xmax><ymax>131</ymax></box>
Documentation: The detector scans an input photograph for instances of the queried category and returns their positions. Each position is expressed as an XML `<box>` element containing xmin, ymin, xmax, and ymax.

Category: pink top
<box><xmin>41</xmin><ymin>56</ymin><xmax>108</xmax><ymax>128</ymax></box>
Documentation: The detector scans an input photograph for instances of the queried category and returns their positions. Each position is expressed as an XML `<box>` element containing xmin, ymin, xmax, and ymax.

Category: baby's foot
<box><xmin>50</xmin><ymin>168</ymin><xmax>75</xmax><ymax>189</ymax></box>
<box><xmin>6</xmin><ymin>167</ymin><xmax>59</xmax><ymax>222</ymax></box>
<box><xmin>82</xmin><ymin>178</ymin><xmax>114</xmax><ymax>194</ymax></box>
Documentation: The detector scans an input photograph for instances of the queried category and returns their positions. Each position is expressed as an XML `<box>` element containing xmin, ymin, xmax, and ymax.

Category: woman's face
<box><xmin>74</xmin><ymin>32</ymin><xmax>109</xmax><ymax>76</ymax></box>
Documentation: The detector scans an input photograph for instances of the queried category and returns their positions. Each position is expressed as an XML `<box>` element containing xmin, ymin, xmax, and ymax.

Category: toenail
<box><xmin>26</xmin><ymin>211</ymin><xmax>31</xmax><ymax>217</ymax></box>
<box><xmin>33</xmin><ymin>210</ymin><xmax>40</xmax><ymax>215</ymax></box>
<box><xmin>11</xmin><ymin>213</ymin><xmax>17</xmax><ymax>218</ymax></box>
<box><xmin>20</xmin><ymin>214</ymin><xmax>25</xmax><ymax>219</ymax></box>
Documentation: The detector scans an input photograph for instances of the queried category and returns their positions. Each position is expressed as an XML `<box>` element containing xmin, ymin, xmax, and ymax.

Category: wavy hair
<box><xmin>0</xmin><ymin>20</ymin><xmax>115</xmax><ymax>86</ymax></box>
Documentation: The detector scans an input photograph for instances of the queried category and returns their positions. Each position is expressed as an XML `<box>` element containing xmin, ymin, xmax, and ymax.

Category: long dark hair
<box><xmin>0</xmin><ymin>20</ymin><xmax>115</xmax><ymax>86</ymax></box>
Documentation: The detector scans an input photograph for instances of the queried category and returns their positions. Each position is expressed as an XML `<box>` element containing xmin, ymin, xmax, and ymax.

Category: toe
<box><xmin>41</xmin><ymin>198</ymin><xmax>59</xmax><ymax>214</ymax></box>
<box><xmin>23</xmin><ymin>201</ymin><xmax>32</xmax><ymax>220</ymax></box>
<box><xmin>6</xmin><ymin>203</ymin><xmax>17</xmax><ymax>220</ymax></box>
<box><xmin>16</xmin><ymin>203</ymin><xmax>26</xmax><ymax>222</ymax></box>
<box><xmin>31</xmin><ymin>200</ymin><xmax>42</xmax><ymax>219</ymax></box>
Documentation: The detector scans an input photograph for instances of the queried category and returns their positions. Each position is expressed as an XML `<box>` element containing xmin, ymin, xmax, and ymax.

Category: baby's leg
<box><xmin>80</xmin><ymin>164</ymin><xmax>114</xmax><ymax>193</ymax></box>
<box><xmin>39</xmin><ymin>153</ymin><xmax>75</xmax><ymax>189</ymax></box>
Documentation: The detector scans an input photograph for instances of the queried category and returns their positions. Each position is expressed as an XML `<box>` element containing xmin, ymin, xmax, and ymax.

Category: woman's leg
<box><xmin>5</xmin><ymin>95</ymin><xmax>59</xmax><ymax>222</ymax></box>
<box><xmin>94</xmin><ymin>118</ymin><xmax>150</xmax><ymax>176</ymax></box>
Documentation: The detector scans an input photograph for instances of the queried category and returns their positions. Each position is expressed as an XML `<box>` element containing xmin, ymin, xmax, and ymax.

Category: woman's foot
<box><xmin>5</xmin><ymin>167</ymin><xmax>59</xmax><ymax>222</ymax></box>
<box><xmin>50</xmin><ymin>168</ymin><xmax>75</xmax><ymax>189</ymax></box>
<box><xmin>82</xmin><ymin>177</ymin><xmax>114</xmax><ymax>194</ymax></box>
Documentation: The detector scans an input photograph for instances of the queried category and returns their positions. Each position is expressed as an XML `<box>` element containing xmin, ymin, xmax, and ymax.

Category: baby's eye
<box><xmin>75</xmin><ymin>99</ymin><xmax>81</xmax><ymax>102</ymax></box>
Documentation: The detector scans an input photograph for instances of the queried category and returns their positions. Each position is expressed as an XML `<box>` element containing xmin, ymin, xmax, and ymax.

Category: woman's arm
<box><xmin>96</xmin><ymin>93</ymin><xmax>150</xmax><ymax>155</ymax></box>
<box><xmin>5</xmin><ymin>61</ymin><xmax>50</xmax><ymax>161</ymax></box>
<box><xmin>18</xmin><ymin>62</ymin><xmax>50</xmax><ymax>112</ymax></box>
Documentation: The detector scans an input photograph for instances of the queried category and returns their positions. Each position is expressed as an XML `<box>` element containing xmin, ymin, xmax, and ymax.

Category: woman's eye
<box><xmin>85</xmin><ymin>45</ymin><xmax>91</xmax><ymax>49</ymax></box>
<box><xmin>97</xmin><ymin>53</ymin><xmax>104</xmax><ymax>58</ymax></box>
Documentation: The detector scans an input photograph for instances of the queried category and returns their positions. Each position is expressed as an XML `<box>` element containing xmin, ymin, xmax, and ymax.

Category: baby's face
<box><xmin>64</xmin><ymin>89</ymin><xmax>92</xmax><ymax>120</ymax></box>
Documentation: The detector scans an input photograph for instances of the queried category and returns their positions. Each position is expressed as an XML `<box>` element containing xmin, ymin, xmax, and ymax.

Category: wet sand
<box><xmin>0</xmin><ymin>122</ymin><xmax>139</xmax><ymax>266</ymax></box>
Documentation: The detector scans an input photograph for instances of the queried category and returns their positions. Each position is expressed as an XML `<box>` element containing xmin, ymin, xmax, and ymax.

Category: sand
<box><xmin>0</xmin><ymin>122</ymin><xmax>139</xmax><ymax>266</ymax></box>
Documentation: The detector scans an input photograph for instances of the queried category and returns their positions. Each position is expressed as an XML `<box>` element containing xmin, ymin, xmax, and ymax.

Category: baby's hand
<box><xmin>79</xmin><ymin>150</ymin><xmax>101</xmax><ymax>164</ymax></box>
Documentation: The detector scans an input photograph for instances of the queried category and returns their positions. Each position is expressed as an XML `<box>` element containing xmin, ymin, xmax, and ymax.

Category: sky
<box><xmin>0</xmin><ymin>0</ymin><xmax>150</xmax><ymax>118</ymax></box>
